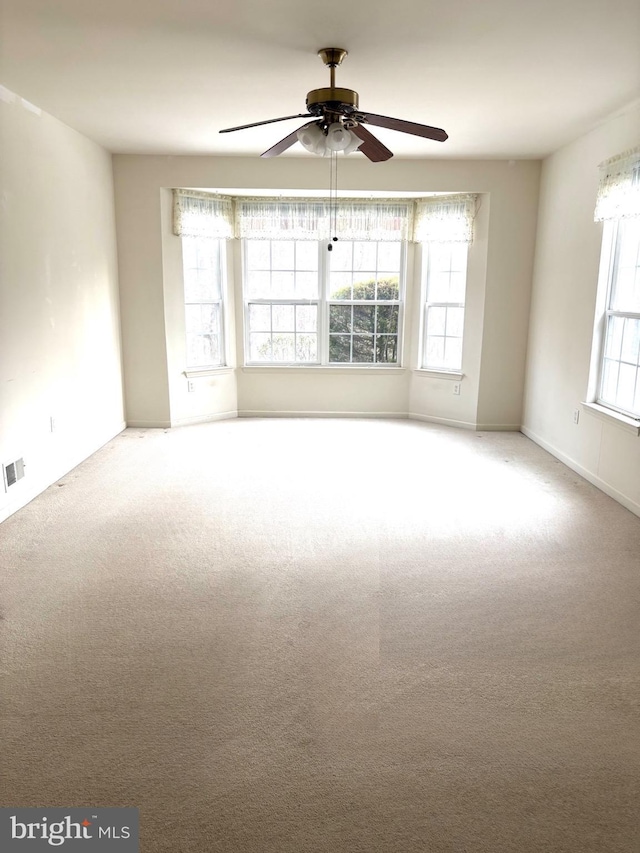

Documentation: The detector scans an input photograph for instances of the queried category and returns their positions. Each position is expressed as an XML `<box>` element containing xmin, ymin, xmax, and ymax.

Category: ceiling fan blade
<box><xmin>219</xmin><ymin>113</ymin><xmax>313</xmax><ymax>134</ymax></box>
<box><xmin>261</xmin><ymin>122</ymin><xmax>316</xmax><ymax>158</ymax></box>
<box><xmin>358</xmin><ymin>111</ymin><xmax>448</xmax><ymax>142</ymax></box>
<box><xmin>351</xmin><ymin>124</ymin><xmax>393</xmax><ymax>162</ymax></box>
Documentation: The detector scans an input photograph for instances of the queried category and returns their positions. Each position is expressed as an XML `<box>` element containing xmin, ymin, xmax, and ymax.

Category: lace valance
<box><xmin>172</xmin><ymin>190</ymin><xmax>234</xmax><ymax>239</ymax></box>
<box><xmin>173</xmin><ymin>190</ymin><xmax>477</xmax><ymax>243</ymax></box>
<box><xmin>413</xmin><ymin>194</ymin><xmax>477</xmax><ymax>243</ymax></box>
<box><xmin>594</xmin><ymin>147</ymin><xmax>640</xmax><ymax>222</ymax></box>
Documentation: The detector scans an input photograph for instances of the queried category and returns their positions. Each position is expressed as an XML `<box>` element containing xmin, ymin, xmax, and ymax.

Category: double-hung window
<box><xmin>328</xmin><ymin>241</ymin><xmax>402</xmax><ymax>364</ymax></box>
<box><xmin>597</xmin><ymin>217</ymin><xmax>640</xmax><ymax>418</ymax></box>
<box><xmin>414</xmin><ymin>194</ymin><xmax>475</xmax><ymax>373</ymax></box>
<box><xmin>592</xmin><ymin>148</ymin><xmax>640</xmax><ymax>420</ymax></box>
<box><xmin>421</xmin><ymin>241</ymin><xmax>468</xmax><ymax>371</ymax></box>
<box><xmin>244</xmin><ymin>238</ymin><xmax>404</xmax><ymax>365</ymax></box>
<box><xmin>245</xmin><ymin>239</ymin><xmax>319</xmax><ymax>364</ymax></box>
<box><xmin>181</xmin><ymin>235</ymin><xmax>226</xmax><ymax>368</ymax></box>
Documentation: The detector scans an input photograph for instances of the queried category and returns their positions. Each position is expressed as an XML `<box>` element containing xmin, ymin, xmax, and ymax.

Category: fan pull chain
<box><xmin>328</xmin><ymin>149</ymin><xmax>339</xmax><ymax>251</ymax></box>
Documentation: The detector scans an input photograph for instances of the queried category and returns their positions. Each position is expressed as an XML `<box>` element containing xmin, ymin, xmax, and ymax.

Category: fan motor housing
<box><xmin>306</xmin><ymin>87</ymin><xmax>359</xmax><ymax>115</ymax></box>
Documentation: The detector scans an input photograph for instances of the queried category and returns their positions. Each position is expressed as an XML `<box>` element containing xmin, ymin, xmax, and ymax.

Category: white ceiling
<box><xmin>1</xmin><ymin>0</ymin><xmax>639</xmax><ymax>159</ymax></box>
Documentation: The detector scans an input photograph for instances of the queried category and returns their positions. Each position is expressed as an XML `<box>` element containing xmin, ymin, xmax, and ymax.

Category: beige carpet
<box><xmin>1</xmin><ymin>418</ymin><xmax>639</xmax><ymax>852</ymax></box>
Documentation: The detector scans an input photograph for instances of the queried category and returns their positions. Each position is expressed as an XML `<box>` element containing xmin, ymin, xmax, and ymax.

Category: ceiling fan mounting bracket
<box><xmin>317</xmin><ymin>48</ymin><xmax>348</xmax><ymax>68</ymax></box>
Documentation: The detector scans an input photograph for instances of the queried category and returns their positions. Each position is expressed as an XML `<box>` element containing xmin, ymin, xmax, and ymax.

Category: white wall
<box><xmin>113</xmin><ymin>155</ymin><xmax>540</xmax><ymax>427</ymax></box>
<box><xmin>0</xmin><ymin>90</ymin><xmax>125</xmax><ymax>522</ymax></box>
<box><xmin>523</xmin><ymin>100</ymin><xmax>640</xmax><ymax>516</ymax></box>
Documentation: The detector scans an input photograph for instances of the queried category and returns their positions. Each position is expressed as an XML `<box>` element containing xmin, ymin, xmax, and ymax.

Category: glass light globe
<box><xmin>326</xmin><ymin>122</ymin><xmax>351</xmax><ymax>152</ymax></box>
<box><xmin>297</xmin><ymin>123</ymin><xmax>326</xmax><ymax>154</ymax></box>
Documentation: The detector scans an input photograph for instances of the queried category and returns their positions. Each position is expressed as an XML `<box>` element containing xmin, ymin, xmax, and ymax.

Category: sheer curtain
<box><xmin>413</xmin><ymin>194</ymin><xmax>477</xmax><ymax>243</ymax></box>
<box><xmin>172</xmin><ymin>190</ymin><xmax>234</xmax><ymax>239</ymax></box>
<box><xmin>235</xmin><ymin>197</ymin><xmax>413</xmax><ymax>241</ymax></box>
<box><xmin>594</xmin><ymin>147</ymin><xmax>640</xmax><ymax>222</ymax></box>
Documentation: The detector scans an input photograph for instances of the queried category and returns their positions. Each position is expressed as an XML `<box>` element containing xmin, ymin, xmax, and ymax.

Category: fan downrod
<box><xmin>307</xmin><ymin>47</ymin><xmax>359</xmax><ymax>118</ymax></box>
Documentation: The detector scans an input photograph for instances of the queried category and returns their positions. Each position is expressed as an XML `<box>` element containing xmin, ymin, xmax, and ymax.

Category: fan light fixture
<box><xmin>297</xmin><ymin>122</ymin><xmax>363</xmax><ymax>157</ymax></box>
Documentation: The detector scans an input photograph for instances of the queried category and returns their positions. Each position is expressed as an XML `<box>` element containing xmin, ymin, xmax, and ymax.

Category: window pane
<box><xmin>330</xmin><ymin>304</ymin><xmax>352</xmax><ymax>333</ymax></box>
<box><xmin>601</xmin><ymin>358</ymin><xmax>619</xmax><ymax>404</ymax></box>
<box><xmin>376</xmin><ymin>276</ymin><xmax>399</xmax><ymax>300</ymax></box>
<box><xmin>620</xmin><ymin>317</ymin><xmax>640</xmax><ymax>365</ymax></box>
<box><xmin>247</xmin><ymin>270</ymin><xmax>270</xmax><ymax>298</ymax></box>
<box><xmin>353</xmin><ymin>242</ymin><xmax>377</xmax><ymax>271</ymax></box>
<box><xmin>426</xmin><ymin>336</ymin><xmax>445</xmax><ymax>367</ymax></box>
<box><xmin>330</xmin><ymin>241</ymin><xmax>352</xmax><ymax>271</ymax></box>
<box><xmin>296</xmin><ymin>304</ymin><xmax>317</xmax><ymax>332</ymax></box>
<box><xmin>187</xmin><ymin>333</ymin><xmax>219</xmax><ymax>367</ymax></box>
<box><xmin>450</xmin><ymin>242</ymin><xmax>468</xmax><ymax>271</ymax></box>
<box><xmin>272</xmin><ymin>241</ymin><xmax>295</xmax><ymax>269</ymax></box>
<box><xmin>246</xmin><ymin>241</ymin><xmax>270</xmax><ymax>270</ymax></box>
<box><xmin>448</xmin><ymin>272</ymin><xmax>466</xmax><ymax>303</ymax></box>
<box><xmin>272</xmin><ymin>304</ymin><xmax>295</xmax><ymax>332</ymax></box>
<box><xmin>446</xmin><ymin>306</ymin><xmax>465</xmax><ymax>338</ymax></box>
<box><xmin>427</xmin><ymin>306</ymin><xmax>446</xmax><ymax>336</ymax></box>
<box><xmin>427</xmin><ymin>272</ymin><xmax>451</xmax><ymax>303</ymax></box>
<box><xmin>330</xmin><ymin>272</ymin><xmax>352</xmax><ymax>299</ymax></box>
<box><xmin>295</xmin><ymin>272</ymin><xmax>318</xmax><ymax>299</ymax></box>
<box><xmin>329</xmin><ymin>335</ymin><xmax>351</xmax><ymax>362</ymax></box>
<box><xmin>352</xmin><ymin>334</ymin><xmax>375</xmax><ymax>362</ymax></box>
<box><xmin>429</xmin><ymin>243</ymin><xmax>452</xmax><ymax>272</ymax></box>
<box><xmin>352</xmin><ymin>277</ymin><xmax>377</xmax><ymax>300</ymax></box>
<box><xmin>248</xmin><ymin>304</ymin><xmax>271</xmax><ymax>331</ymax></box>
<box><xmin>271</xmin><ymin>333</ymin><xmax>295</xmax><ymax>362</ymax></box>
<box><xmin>376</xmin><ymin>304</ymin><xmax>399</xmax><ymax>335</ymax></box>
<box><xmin>250</xmin><ymin>333</ymin><xmax>272</xmax><ymax>361</ymax></box>
<box><xmin>295</xmin><ymin>242</ymin><xmax>318</xmax><ymax>271</ymax></box>
<box><xmin>271</xmin><ymin>271</ymin><xmax>296</xmax><ymax>298</ymax></box>
<box><xmin>353</xmin><ymin>305</ymin><xmax>375</xmax><ymax>333</ymax></box>
<box><xmin>376</xmin><ymin>335</ymin><xmax>398</xmax><ymax>363</ymax></box>
<box><xmin>378</xmin><ymin>242</ymin><xmax>401</xmax><ymax>271</ymax></box>
<box><xmin>617</xmin><ymin>362</ymin><xmax>637</xmax><ymax>411</ymax></box>
<box><xmin>612</xmin><ymin>220</ymin><xmax>640</xmax><ymax>312</ymax></box>
<box><xmin>604</xmin><ymin>315</ymin><xmax>624</xmax><ymax>359</ymax></box>
<box><xmin>185</xmin><ymin>304</ymin><xmax>201</xmax><ymax>334</ymax></box>
<box><xmin>444</xmin><ymin>337</ymin><xmax>463</xmax><ymax>370</ymax></box>
<box><xmin>296</xmin><ymin>334</ymin><xmax>317</xmax><ymax>362</ymax></box>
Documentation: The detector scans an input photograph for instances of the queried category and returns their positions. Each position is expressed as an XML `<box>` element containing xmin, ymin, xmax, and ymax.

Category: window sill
<box><xmin>413</xmin><ymin>369</ymin><xmax>464</xmax><ymax>380</ymax></box>
<box><xmin>241</xmin><ymin>365</ymin><xmax>406</xmax><ymax>375</ymax></box>
<box><xmin>581</xmin><ymin>402</ymin><xmax>640</xmax><ymax>436</ymax></box>
<box><xmin>183</xmin><ymin>367</ymin><xmax>234</xmax><ymax>378</ymax></box>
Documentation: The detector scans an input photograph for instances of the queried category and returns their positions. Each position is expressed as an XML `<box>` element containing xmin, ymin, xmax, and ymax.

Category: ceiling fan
<box><xmin>219</xmin><ymin>48</ymin><xmax>448</xmax><ymax>161</ymax></box>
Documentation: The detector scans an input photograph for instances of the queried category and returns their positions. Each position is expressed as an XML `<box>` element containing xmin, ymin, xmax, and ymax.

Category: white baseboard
<box><xmin>476</xmin><ymin>423</ymin><xmax>522</xmax><ymax>432</ymax></box>
<box><xmin>408</xmin><ymin>412</ymin><xmax>477</xmax><ymax>430</ymax></box>
<box><xmin>126</xmin><ymin>420</ymin><xmax>172</xmax><ymax>428</ymax></box>
<box><xmin>0</xmin><ymin>419</ymin><xmax>127</xmax><ymax>525</ymax></box>
<box><xmin>171</xmin><ymin>411</ymin><xmax>238</xmax><ymax>427</ymax></box>
<box><xmin>521</xmin><ymin>425</ymin><xmax>640</xmax><ymax>519</ymax></box>
<box><xmin>237</xmin><ymin>410</ymin><xmax>408</xmax><ymax>419</ymax></box>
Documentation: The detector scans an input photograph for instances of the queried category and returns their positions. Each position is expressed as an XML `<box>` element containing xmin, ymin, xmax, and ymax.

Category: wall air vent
<box><xmin>3</xmin><ymin>458</ymin><xmax>25</xmax><ymax>490</ymax></box>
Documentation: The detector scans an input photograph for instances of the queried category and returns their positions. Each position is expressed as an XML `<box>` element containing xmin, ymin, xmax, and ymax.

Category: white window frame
<box><xmin>420</xmin><ymin>241</ymin><xmax>469</xmax><ymax>373</ymax></box>
<box><xmin>591</xmin><ymin>218</ymin><xmax>640</xmax><ymax>421</ymax></box>
<box><xmin>181</xmin><ymin>235</ymin><xmax>228</xmax><ymax>370</ymax></box>
<box><xmin>242</xmin><ymin>239</ymin><xmax>406</xmax><ymax>367</ymax></box>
